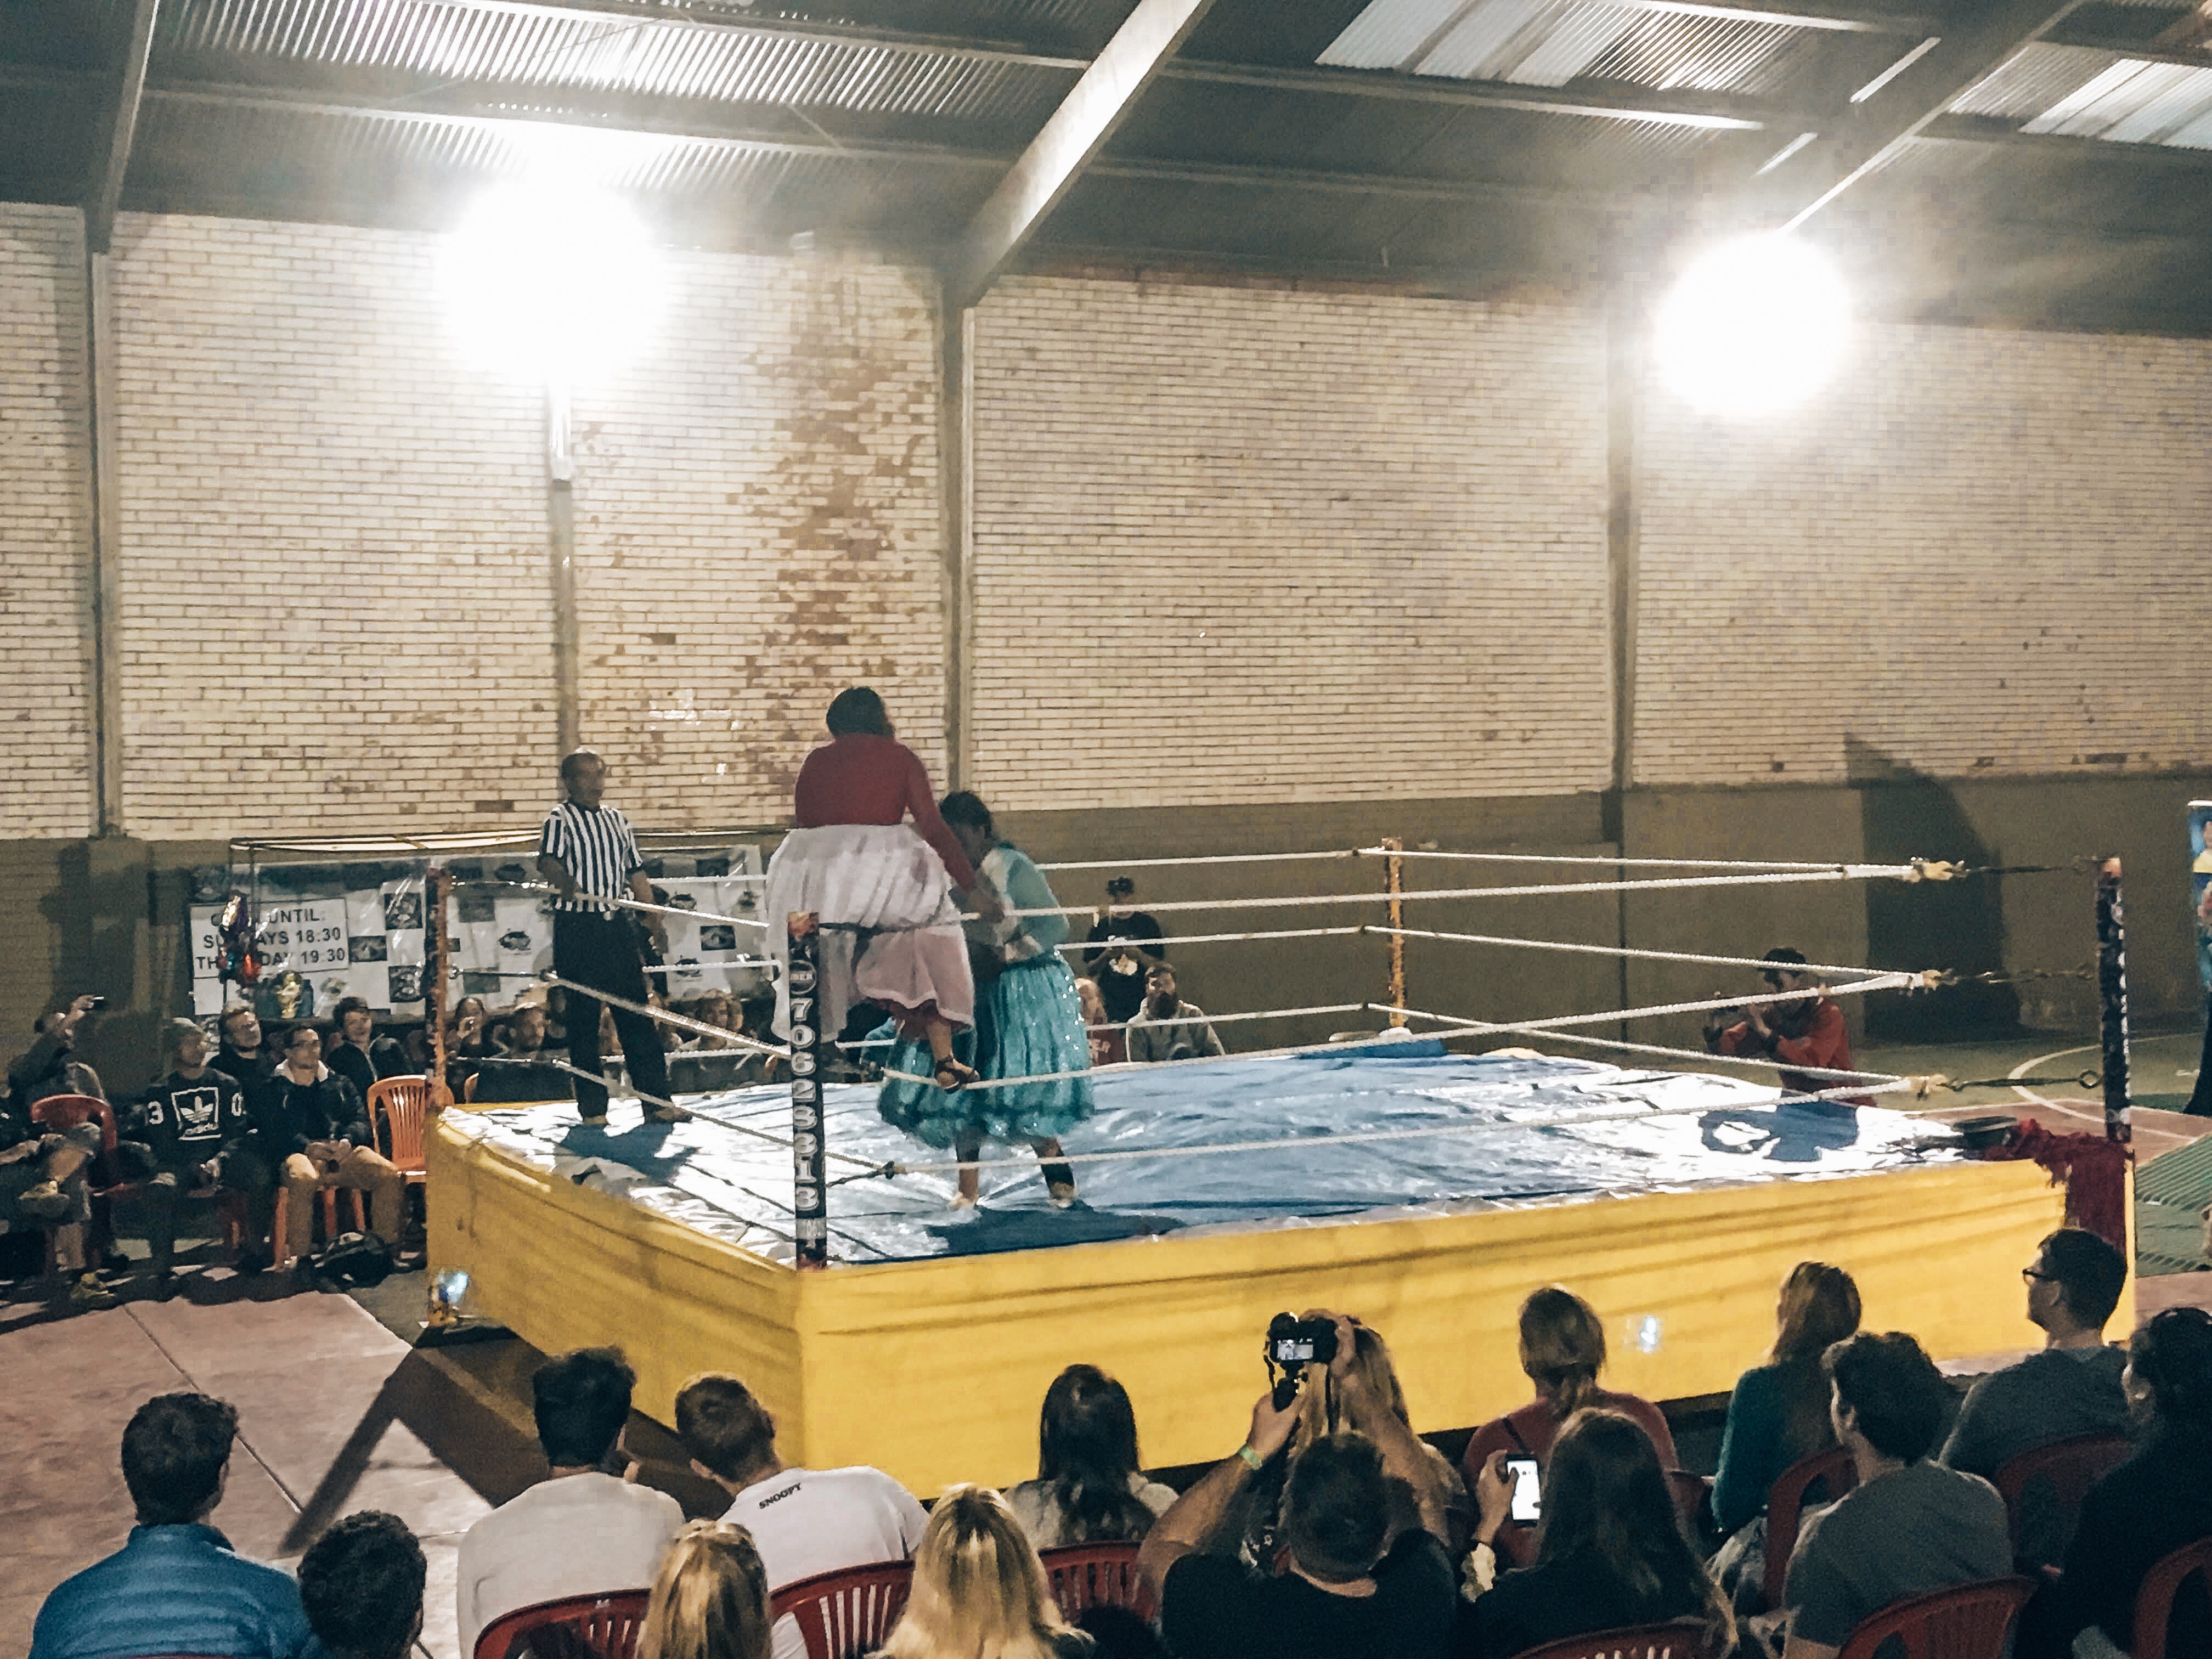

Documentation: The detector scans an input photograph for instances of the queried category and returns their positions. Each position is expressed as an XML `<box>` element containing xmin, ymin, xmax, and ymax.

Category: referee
<box><xmin>536</xmin><ymin>748</ymin><xmax>687</xmax><ymax>1126</ymax></box>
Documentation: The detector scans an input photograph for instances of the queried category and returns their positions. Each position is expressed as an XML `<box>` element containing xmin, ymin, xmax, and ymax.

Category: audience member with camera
<box><xmin>1007</xmin><ymin>1364</ymin><xmax>1177</xmax><ymax>1549</ymax></box>
<box><xmin>1462</xmin><ymin>1286</ymin><xmax>1677</xmax><ymax>1567</ymax></box>
<box><xmin>1461</xmin><ymin>1408</ymin><xmax>1734</xmax><ymax>1659</ymax></box>
<box><xmin>1138</xmin><ymin>1310</ymin><xmax>1458</xmax><ymax>1659</ymax></box>
<box><xmin>127</xmin><ymin>1019</ymin><xmax>274</xmax><ymax>1296</ymax></box>
<box><xmin>3</xmin><ymin>995</ymin><xmax>117</xmax><ymax>1310</ymax></box>
<box><xmin>674</xmin><ymin>1370</ymin><xmax>927</xmax><ymax>1659</ymax></box>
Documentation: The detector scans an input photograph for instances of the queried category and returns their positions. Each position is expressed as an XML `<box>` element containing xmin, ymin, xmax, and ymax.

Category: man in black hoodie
<box><xmin>261</xmin><ymin>1024</ymin><xmax>405</xmax><ymax>1268</ymax></box>
<box><xmin>216</xmin><ymin>1004</ymin><xmax>281</xmax><ymax>1114</ymax></box>
<box><xmin>128</xmin><ymin>1019</ymin><xmax>273</xmax><ymax>1295</ymax></box>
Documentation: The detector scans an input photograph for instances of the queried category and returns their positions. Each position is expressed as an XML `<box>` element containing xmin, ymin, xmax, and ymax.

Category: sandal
<box><xmin>647</xmin><ymin>1104</ymin><xmax>693</xmax><ymax>1124</ymax></box>
<box><xmin>933</xmin><ymin>1058</ymin><xmax>978</xmax><ymax>1091</ymax></box>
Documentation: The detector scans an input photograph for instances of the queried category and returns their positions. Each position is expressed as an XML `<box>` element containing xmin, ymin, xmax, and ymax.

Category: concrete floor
<box><xmin>4</xmin><ymin>1024</ymin><xmax>2208</xmax><ymax>1659</ymax></box>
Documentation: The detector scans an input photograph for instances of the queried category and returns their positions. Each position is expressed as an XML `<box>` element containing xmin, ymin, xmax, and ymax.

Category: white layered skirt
<box><xmin>766</xmin><ymin>822</ymin><xmax>975</xmax><ymax>1041</ymax></box>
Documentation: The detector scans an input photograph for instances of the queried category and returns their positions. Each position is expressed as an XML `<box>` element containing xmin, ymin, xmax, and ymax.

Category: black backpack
<box><xmin>306</xmin><ymin>1231</ymin><xmax>394</xmax><ymax>1288</ymax></box>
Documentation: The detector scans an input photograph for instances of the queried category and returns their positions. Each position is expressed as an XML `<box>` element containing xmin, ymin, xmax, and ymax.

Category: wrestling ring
<box><xmin>422</xmin><ymin>844</ymin><xmax>2136</xmax><ymax>1496</ymax></box>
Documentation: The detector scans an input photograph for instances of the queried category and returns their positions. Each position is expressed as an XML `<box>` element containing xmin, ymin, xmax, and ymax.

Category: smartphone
<box><xmin>86</xmin><ymin>996</ymin><xmax>106</xmax><ymax>1011</ymax></box>
<box><xmin>1504</xmin><ymin>1455</ymin><xmax>1542</xmax><ymax>1525</ymax></box>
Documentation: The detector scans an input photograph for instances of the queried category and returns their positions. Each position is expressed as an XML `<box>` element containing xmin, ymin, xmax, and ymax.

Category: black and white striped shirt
<box><xmin>539</xmin><ymin>799</ymin><xmax>645</xmax><ymax>916</ymax></box>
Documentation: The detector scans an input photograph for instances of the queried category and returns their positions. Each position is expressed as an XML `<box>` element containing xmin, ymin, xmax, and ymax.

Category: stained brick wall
<box><xmin>967</xmin><ymin>275</ymin><xmax>1615</xmax><ymax>811</ymax></box>
<box><xmin>1633</xmin><ymin>323</ymin><xmax>2212</xmax><ymax>787</ymax></box>
<box><xmin>106</xmin><ymin>212</ymin><xmax>553</xmax><ymax>838</ymax></box>
<box><xmin>571</xmin><ymin>252</ymin><xmax>946</xmax><ymax>824</ymax></box>
<box><xmin>0</xmin><ymin>204</ymin><xmax>93</xmax><ymax>837</ymax></box>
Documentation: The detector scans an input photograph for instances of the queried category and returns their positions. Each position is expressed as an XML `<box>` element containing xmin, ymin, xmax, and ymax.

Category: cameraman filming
<box><xmin>1138</xmin><ymin>1311</ymin><xmax>1457</xmax><ymax>1659</ymax></box>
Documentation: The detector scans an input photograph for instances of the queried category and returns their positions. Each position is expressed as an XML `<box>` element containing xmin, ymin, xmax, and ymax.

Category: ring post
<box><xmin>1381</xmin><ymin>837</ymin><xmax>1407</xmax><ymax>1026</ymax></box>
<box><xmin>426</xmin><ymin>863</ymin><xmax>455</xmax><ymax>1110</ymax></box>
<box><xmin>2094</xmin><ymin>857</ymin><xmax>2132</xmax><ymax>1147</ymax></box>
<box><xmin>786</xmin><ymin>911</ymin><xmax>830</xmax><ymax>1268</ymax></box>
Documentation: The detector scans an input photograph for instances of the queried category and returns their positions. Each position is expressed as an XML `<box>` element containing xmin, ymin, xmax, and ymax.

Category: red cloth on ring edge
<box><xmin>1985</xmin><ymin>1118</ymin><xmax>2132</xmax><ymax>1251</ymax></box>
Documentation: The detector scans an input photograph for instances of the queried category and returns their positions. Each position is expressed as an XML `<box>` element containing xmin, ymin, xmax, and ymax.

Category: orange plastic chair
<box><xmin>770</xmin><ymin>1561</ymin><xmax>915</xmax><ymax>1659</ymax></box>
<box><xmin>1993</xmin><ymin>1431</ymin><xmax>2132</xmax><ymax>1561</ymax></box>
<box><xmin>1835</xmin><ymin>1576</ymin><xmax>2035</xmax><ymax>1659</ymax></box>
<box><xmin>2134</xmin><ymin>1535</ymin><xmax>2212</xmax><ymax>1659</ymax></box>
<box><xmin>28</xmin><ymin>1093</ymin><xmax>138</xmax><ymax>1276</ymax></box>
<box><xmin>1514</xmin><ymin>1617</ymin><xmax>1714</xmax><ymax>1659</ymax></box>
<box><xmin>473</xmin><ymin>1590</ymin><xmax>649</xmax><ymax>1659</ymax></box>
<box><xmin>1762</xmin><ymin>1446</ymin><xmax>1859</xmax><ymax>1610</ymax></box>
<box><xmin>368</xmin><ymin>1075</ymin><xmax>433</xmax><ymax>1187</ymax></box>
<box><xmin>1040</xmin><ymin>1541</ymin><xmax>1154</xmax><ymax>1620</ymax></box>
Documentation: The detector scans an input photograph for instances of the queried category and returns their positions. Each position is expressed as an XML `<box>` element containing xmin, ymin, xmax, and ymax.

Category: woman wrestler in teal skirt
<box><xmin>877</xmin><ymin>791</ymin><xmax>1094</xmax><ymax>1207</ymax></box>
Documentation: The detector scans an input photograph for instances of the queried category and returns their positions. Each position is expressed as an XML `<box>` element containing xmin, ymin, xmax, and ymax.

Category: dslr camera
<box><xmin>1265</xmin><ymin>1312</ymin><xmax>1339</xmax><ymax>1410</ymax></box>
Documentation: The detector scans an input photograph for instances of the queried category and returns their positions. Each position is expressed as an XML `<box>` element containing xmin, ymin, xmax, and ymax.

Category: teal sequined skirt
<box><xmin>878</xmin><ymin>955</ymin><xmax>1097</xmax><ymax>1147</ymax></box>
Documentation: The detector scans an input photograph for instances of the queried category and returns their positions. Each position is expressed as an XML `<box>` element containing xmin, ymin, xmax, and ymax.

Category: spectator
<box><xmin>457</xmin><ymin>1347</ymin><xmax>685</xmax><ymax>1657</ymax></box>
<box><xmin>297</xmin><ymin>1511</ymin><xmax>425</xmax><ymax>1659</ymax></box>
<box><xmin>129</xmin><ymin>1019</ymin><xmax>272</xmax><ymax>1296</ymax></box>
<box><xmin>876</xmin><ymin>1485</ymin><xmax>1092</xmax><ymax>1659</ymax></box>
<box><xmin>444</xmin><ymin>996</ymin><xmax>494</xmax><ymax>1099</ymax></box>
<box><xmin>216</xmin><ymin>1005</ymin><xmax>282</xmax><ymax>1108</ymax></box>
<box><xmin>1125</xmin><ymin>965</ymin><xmax>1225</xmax><ymax>1065</ymax></box>
<box><xmin>1709</xmin><ymin>1262</ymin><xmax>1861</xmax><ymax>1609</ymax></box>
<box><xmin>1703</xmin><ymin>950</ymin><xmax>1875</xmax><ymax>1107</ymax></box>
<box><xmin>262</xmin><ymin>1024</ymin><xmax>406</xmax><ymax>1269</ymax></box>
<box><xmin>674</xmin><ymin>1371</ymin><xmax>927</xmax><ymax>1659</ymax></box>
<box><xmin>30</xmin><ymin>1391</ymin><xmax>316</xmax><ymax>1659</ymax></box>
<box><xmin>323</xmin><ymin>997</ymin><xmax>407</xmax><ymax>1100</ymax></box>
<box><xmin>1462</xmin><ymin>1409</ymin><xmax>1735</xmax><ymax>1659</ymax></box>
<box><xmin>1462</xmin><ymin>1287</ymin><xmax>1677</xmax><ymax>1565</ymax></box>
<box><xmin>1006</xmin><ymin>1364</ymin><xmax>1177</xmax><ymax>1549</ymax></box>
<box><xmin>1225</xmin><ymin>1318</ymin><xmax>1471</xmax><ymax>1566</ymax></box>
<box><xmin>1075</xmin><ymin>978</ymin><xmax>1124</xmax><ymax>1068</ymax></box>
<box><xmin>2017</xmin><ymin>1306</ymin><xmax>2212</xmax><ymax>1659</ymax></box>
<box><xmin>1082</xmin><ymin>876</ymin><xmax>1166</xmax><ymax>1027</ymax></box>
<box><xmin>3</xmin><ymin>995</ymin><xmax>115</xmax><ymax>1311</ymax></box>
<box><xmin>640</xmin><ymin>1521</ymin><xmax>774</xmax><ymax>1659</ymax></box>
<box><xmin>471</xmin><ymin>1004</ymin><xmax>575</xmax><ymax>1106</ymax></box>
<box><xmin>1139</xmin><ymin>1312</ymin><xmax>1457</xmax><ymax>1659</ymax></box>
<box><xmin>1940</xmin><ymin>1226</ymin><xmax>2131</xmax><ymax>1567</ymax></box>
<box><xmin>1776</xmin><ymin>1333</ymin><xmax>2010</xmax><ymax>1659</ymax></box>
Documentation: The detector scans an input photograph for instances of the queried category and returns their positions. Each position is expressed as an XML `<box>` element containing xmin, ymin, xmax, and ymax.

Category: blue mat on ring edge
<box><xmin>442</xmin><ymin>1041</ymin><xmax>1958</xmax><ymax>1266</ymax></box>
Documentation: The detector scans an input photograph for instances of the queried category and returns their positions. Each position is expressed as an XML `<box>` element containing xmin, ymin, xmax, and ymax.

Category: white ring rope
<box><xmin>1040</xmin><ymin>851</ymin><xmax>1361</xmax><ymax>872</ymax></box>
<box><xmin>1367</xmin><ymin>925</ymin><xmax>1903</xmax><ymax>981</ymax></box>
<box><xmin>1065</xmin><ymin>925</ymin><xmax>1368</xmax><ymax>952</ymax></box>
<box><xmin>544</xmin><ymin>974</ymin><xmax>788</xmax><ymax>1060</ymax></box>
<box><xmin>1354</xmin><ymin>847</ymin><xmax>1870</xmax><ymax>873</ymax></box>
<box><xmin>1389</xmin><ymin>1004</ymin><xmax>1901</xmax><ymax>1086</ymax></box>
<box><xmin>482</xmin><ymin>878</ymin><xmax>770</xmax><ymax>930</ymax></box>
<box><xmin>1001</xmin><ymin>865</ymin><xmax>1933</xmax><ymax>921</ymax></box>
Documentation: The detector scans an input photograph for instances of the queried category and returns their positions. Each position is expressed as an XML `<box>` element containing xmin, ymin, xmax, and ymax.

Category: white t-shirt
<box><xmin>723</xmin><ymin>1465</ymin><xmax>929</xmax><ymax>1659</ymax></box>
<box><xmin>456</xmin><ymin>1473</ymin><xmax>686</xmax><ymax>1658</ymax></box>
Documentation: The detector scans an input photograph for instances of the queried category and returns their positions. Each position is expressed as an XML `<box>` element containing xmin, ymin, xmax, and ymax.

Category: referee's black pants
<box><xmin>552</xmin><ymin>912</ymin><xmax>673</xmax><ymax>1119</ymax></box>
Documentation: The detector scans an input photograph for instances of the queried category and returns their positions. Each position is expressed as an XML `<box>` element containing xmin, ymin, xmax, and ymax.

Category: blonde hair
<box><xmin>878</xmin><ymin>1486</ymin><xmax>1072</xmax><ymax>1659</ymax></box>
<box><xmin>1520</xmin><ymin>1286</ymin><xmax>1607</xmax><ymax>1420</ymax></box>
<box><xmin>1288</xmin><ymin>1319</ymin><xmax>1412</xmax><ymax>1455</ymax></box>
<box><xmin>639</xmin><ymin>1521</ymin><xmax>772</xmax><ymax>1659</ymax></box>
<box><xmin>1773</xmin><ymin>1261</ymin><xmax>1861</xmax><ymax>1365</ymax></box>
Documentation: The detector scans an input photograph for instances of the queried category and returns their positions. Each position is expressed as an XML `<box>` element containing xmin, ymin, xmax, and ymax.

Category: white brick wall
<box><xmin>1634</xmin><ymin>323</ymin><xmax>2212</xmax><ymax>786</ymax></box>
<box><xmin>0</xmin><ymin>204</ymin><xmax>94</xmax><ymax>836</ymax></box>
<box><xmin>108</xmin><ymin>213</ymin><xmax>553</xmax><ymax>838</ymax></box>
<box><xmin>571</xmin><ymin>253</ymin><xmax>946</xmax><ymax>823</ymax></box>
<box><xmin>968</xmin><ymin>275</ymin><xmax>1614</xmax><ymax>810</ymax></box>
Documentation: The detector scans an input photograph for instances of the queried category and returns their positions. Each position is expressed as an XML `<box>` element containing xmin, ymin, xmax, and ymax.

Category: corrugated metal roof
<box><xmin>156</xmin><ymin>0</ymin><xmax>1077</xmax><ymax>123</ymax></box>
<box><xmin>1321</xmin><ymin>0</ymin><xmax>1812</xmax><ymax>95</ymax></box>
<box><xmin>1952</xmin><ymin>41</ymin><xmax>2212</xmax><ymax>149</ymax></box>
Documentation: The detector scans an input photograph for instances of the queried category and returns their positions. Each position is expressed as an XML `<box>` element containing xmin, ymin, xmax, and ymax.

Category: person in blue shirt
<box><xmin>878</xmin><ymin>792</ymin><xmax>1094</xmax><ymax>1209</ymax></box>
<box><xmin>31</xmin><ymin>1392</ymin><xmax>317</xmax><ymax>1659</ymax></box>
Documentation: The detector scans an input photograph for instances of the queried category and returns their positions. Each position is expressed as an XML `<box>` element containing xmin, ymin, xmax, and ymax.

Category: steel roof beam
<box><xmin>88</xmin><ymin>0</ymin><xmax>161</xmax><ymax>252</ymax></box>
<box><xmin>1160</xmin><ymin>60</ymin><xmax>1784</xmax><ymax>129</ymax></box>
<box><xmin>942</xmin><ymin>0</ymin><xmax>1220</xmax><ymax>311</ymax></box>
<box><xmin>1922</xmin><ymin>111</ymin><xmax>2212</xmax><ymax>171</ymax></box>
<box><xmin>1758</xmin><ymin>0</ymin><xmax>2090</xmax><ymax>227</ymax></box>
<box><xmin>2032</xmin><ymin>27</ymin><xmax>2212</xmax><ymax>74</ymax></box>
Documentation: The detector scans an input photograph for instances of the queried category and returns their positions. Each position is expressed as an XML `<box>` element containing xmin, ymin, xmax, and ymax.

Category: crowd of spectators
<box><xmin>27</xmin><ymin>1229</ymin><xmax>2212</xmax><ymax>1659</ymax></box>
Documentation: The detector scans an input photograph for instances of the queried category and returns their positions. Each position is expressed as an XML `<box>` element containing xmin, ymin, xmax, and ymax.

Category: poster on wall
<box><xmin>189</xmin><ymin>848</ymin><xmax>766</xmax><ymax>1019</ymax></box>
<box><xmin>2191</xmin><ymin>800</ymin><xmax>2212</xmax><ymax>993</ymax></box>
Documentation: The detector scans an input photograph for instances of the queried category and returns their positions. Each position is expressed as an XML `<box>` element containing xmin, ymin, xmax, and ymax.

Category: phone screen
<box><xmin>1504</xmin><ymin>1455</ymin><xmax>1542</xmax><ymax>1524</ymax></box>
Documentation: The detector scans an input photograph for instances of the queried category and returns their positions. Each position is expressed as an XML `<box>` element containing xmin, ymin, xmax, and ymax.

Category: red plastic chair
<box><xmin>770</xmin><ymin>1561</ymin><xmax>915</xmax><ymax>1659</ymax></box>
<box><xmin>1762</xmin><ymin>1447</ymin><xmax>1859</xmax><ymax>1611</ymax></box>
<box><xmin>473</xmin><ymin>1590</ymin><xmax>649</xmax><ymax>1659</ymax></box>
<box><xmin>27</xmin><ymin>1093</ymin><xmax>137</xmax><ymax>1277</ymax></box>
<box><xmin>1992</xmin><ymin>1431</ymin><xmax>2132</xmax><ymax>1560</ymax></box>
<box><xmin>1514</xmin><ymin>1618</ymin><xmax>1714</xmax><ymax>1659</ymax></box>
<box><xmin>2135</xmin><ymin>1535</ymin><xmax>2212</xmax><ymax>1659</ymax></box>
<box><xmin>368</xmin><ymin>1075</ymin><xmax>433</xmax><ymax>1188</ymax></box>
<box><xmin>1834</xmin><ymin>1576</ymin><xmax>2035</xmax><ymax>1659</ymax></box>
<box><xmin>1040</xmin><ymin>1541</ymin><xmax>1154</xmax><ymax>1620</ymax></box>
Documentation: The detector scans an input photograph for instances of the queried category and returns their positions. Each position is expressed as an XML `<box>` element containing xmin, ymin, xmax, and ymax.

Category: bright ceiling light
<box><xmin>439</xmin><ymin>184</ymin><xmax>666</xmax><ymax>384</ymax></box>
<box><xmin>1654</xmin><ymin>234</ymin><xmax>1852</xmax><ymax>419</ymax></box>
